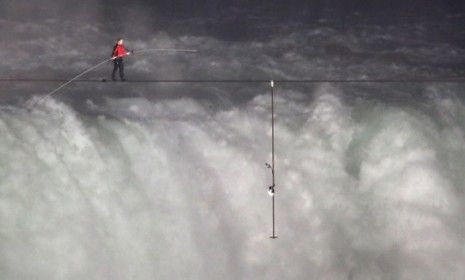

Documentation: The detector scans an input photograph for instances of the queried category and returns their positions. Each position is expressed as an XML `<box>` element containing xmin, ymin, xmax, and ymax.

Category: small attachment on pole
<box><xmin>268</xmin><ymin>185</ymin><xmax>275</xmax><ymax>196</ymax></box>
<box><xmin>270</xmin><ymin>80</ymin><xmax>274</xmax><ymax>88</ymax></box>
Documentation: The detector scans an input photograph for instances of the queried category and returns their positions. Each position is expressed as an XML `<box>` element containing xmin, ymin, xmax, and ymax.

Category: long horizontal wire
<box><xmin>1</xmin><ymin>78</ymin><xmax>465</xmax><ymax>84</ymax></box>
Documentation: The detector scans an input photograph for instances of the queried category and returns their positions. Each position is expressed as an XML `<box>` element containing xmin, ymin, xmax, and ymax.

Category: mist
<box><xmin>1</xmin><ymin>1</ymin><xmax>465</xmax><ymax>279</ymax></box>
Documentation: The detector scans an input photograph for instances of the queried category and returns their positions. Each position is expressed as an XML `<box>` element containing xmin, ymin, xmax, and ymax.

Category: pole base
<box><xmin>270</xmin><ymin>235</ymin><xmax>278</xmax><ymax>239</ymax></box>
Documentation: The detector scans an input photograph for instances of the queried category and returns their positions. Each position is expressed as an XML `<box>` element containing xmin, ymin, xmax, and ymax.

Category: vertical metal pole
<box><xmin>270</xmin><ymin>80</ymin><xmax>278</xmax><ymax>239</ymax></box>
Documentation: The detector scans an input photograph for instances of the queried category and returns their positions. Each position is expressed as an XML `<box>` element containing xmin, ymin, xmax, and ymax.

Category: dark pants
<box><xmin>112</xmin><ymin>58</ymin><xmax>124</xmax><ymax>80</ymax></box>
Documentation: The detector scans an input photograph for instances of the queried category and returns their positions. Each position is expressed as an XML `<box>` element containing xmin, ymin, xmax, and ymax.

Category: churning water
<box><xmin>1</xmin><ymin>83</ymin><xmax>465</xmax><ymax>279</ymax></box>
<box><xmin>1</xmin><ymin>7</ymin><xmax>465</xmax><ymax>279</ymax></box>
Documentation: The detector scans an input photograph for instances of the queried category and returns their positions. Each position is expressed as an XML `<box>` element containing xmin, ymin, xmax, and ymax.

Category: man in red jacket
<box><xmin>111</xmin><ymin>38</ymin><xmax>131</xmax><ymax>81</ymax></box>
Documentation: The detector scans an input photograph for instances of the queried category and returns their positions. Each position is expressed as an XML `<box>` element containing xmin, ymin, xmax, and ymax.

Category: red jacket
<box><xmin>112</xmin><ymin>44</ymin><xmax>127</xmax><ymax>58</ymax></box>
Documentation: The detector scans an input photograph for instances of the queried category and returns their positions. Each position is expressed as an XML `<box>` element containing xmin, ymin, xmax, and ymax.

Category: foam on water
<box><xmin>1</xmin><ymin>85</ymin><xmax>464</xmax><ymax>279</ymax></box>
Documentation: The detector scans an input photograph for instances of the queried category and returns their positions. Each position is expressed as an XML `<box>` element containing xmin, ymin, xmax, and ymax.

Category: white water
<box><xmin>2</xmin><ymin>5</ymin><xmax>465</xmax><ymax>278</ymax></box>
<box><xmin>1</xmin><ymin>84</ymin><xmax>465</xmax><ymax>279</ymax></box>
